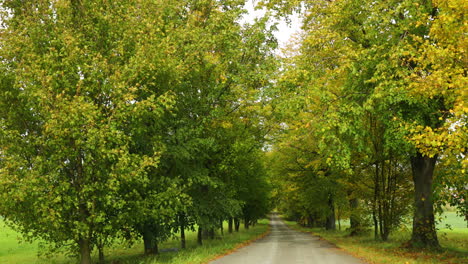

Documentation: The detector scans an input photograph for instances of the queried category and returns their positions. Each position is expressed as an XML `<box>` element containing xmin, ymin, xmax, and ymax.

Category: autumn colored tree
<box><xmin>264</xmin><ymin>0</ymin><xmax>466</xmax><ymax>248</ymax></box>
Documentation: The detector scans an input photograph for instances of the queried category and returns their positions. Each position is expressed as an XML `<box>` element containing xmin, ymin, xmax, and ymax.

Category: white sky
<box><xmin>242</xmin><ymin>1</ymin><xmax>302</xmax><ymax>54</ymax></box>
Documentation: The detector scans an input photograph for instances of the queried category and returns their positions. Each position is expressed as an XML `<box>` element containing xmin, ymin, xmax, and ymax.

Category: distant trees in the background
<box><xmin>264</xmin><ymin>0</ymin><xmax>467</xmax><ymax>249</ymax></box>
<box><xmin>0</xmin><ymin>1</ymin><xmax>274</xmax><ymax>263</ymax></box>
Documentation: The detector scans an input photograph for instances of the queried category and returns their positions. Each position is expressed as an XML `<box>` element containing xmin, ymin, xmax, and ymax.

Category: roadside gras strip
<box><xmin>283</xmin><ymin>220</ymin><xmax>468</xmax><ymax>264</ymax></box>
<box><xmin>0</xmin><ymin>219</ymin><xmax>271</xmax><ymax>264</ymax></box>
<box><xmin>206</xmin><ymin>223</ymin><xmax>271</xmax><ymax>263</ymax></box>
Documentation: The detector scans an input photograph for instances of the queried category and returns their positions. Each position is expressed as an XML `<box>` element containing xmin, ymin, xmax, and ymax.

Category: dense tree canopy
<box><xmin>264</xmin><ymin>0</ymin><xmax>467</xmax><ymax>249</ymax></box>
<box><xmin>0</xmin><ymin>1</ymin><xmax>274</xmax><ymax>263</ymax></box>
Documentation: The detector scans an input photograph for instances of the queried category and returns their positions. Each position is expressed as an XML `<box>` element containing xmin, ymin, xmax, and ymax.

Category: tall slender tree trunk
<box><xmin>179</xmin><ymin>213</ymin><xmax>186</xmax><ymax>249</ymax></box>
<box><xmin>234</xmin><ymin>218</ymin><xmax>240</xmax><ymax>232</ymax></box>
<box><xmin>180</xmin><ymin>224</ymin><xmax>186</xmax><ymax>249</ymax></box>
<box><xmin>372</xmin><ymin>208</ymin><xmax>379</xmax><ymax>240</ymax></box>
<box><xmin>76</xmin><ymin>149</ymin><xmax>91</xmax><ymax>264</ymax></box>
<box><xmin>378</xmin><ymin>201</ymin><xmax>384</xmax><ymax>239</ymax></box>
<box><xmin>79</xmin><ymin>238</ymin><xmax>92</xmax><ymax>264</ymax></box>
<box><xmin>97</xmin><ymin>237</ymin><xmax>105</xmax><ymax>264</ymax></box>
<box><xmin>228</xmin><ymin>217</ymin><xmax>233</xmax><ymax>233</ymax></box>
<box><xmin>378</xmin><ymin>160</ymin><xmax>385</xmax><ymax>240</ymax></box>
<box><xmin>325</xmin><ymin>193</ymin><xmax>336</xmax><ymax>230</ymax></box>
<box><xmin>337</xmin><ymin>215</ymin><xmax>341</xmax><ymax>231</ymax></box>
<box><xmin>197</xmin><ymin>227</ymin><xmax>203</xmax><ymax>245</ymax></box>
<box><xmin>410</xmin><ymin>153</ymin><xmax>440</xmax><ymax>248</ymax></box>
<box><xmin>373</xmin><ymin>162</ymin><xmax>379</xmax><ymax>240</ymax></box>
<box><xmin>349</xmin><ymin>198</ymin><xmax>361</xmax><ymax>236</ymax></box>
<box><xmin>220</xmin><ymin>219</ymin><xmax>224</xmax><ymax>235</ymax></box>
<box><xmin>244</xmin><ymin>217</ymin><xmax>250</xmax><ymax>230</ymax></box>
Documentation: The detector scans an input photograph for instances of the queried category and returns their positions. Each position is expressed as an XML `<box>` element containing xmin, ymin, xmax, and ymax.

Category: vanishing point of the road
<box><xmin>211</xmin><ymin>214</ymin><xmax>365</xmax><ymax>264</ymax></box>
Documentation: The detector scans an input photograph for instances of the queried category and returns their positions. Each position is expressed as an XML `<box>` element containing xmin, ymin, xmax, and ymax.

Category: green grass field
<box><xmin>285</xmin><ymin>211</ymin><xmax>467</xmax><ymax>264</ymax></box>
<box><xmin>0</xmin><ymin>219</ymin><xmax>269</xmax><ymax>264</ymax></box>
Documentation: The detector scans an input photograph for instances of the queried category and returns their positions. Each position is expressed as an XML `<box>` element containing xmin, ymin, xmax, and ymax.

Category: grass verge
<box><xmin>283</xmin><ymin>219</ymin><xmax>467</xmax><ymax>264</ymax></box>
<box><xmin>0</xmin><ymin>219</ymin><xmax>270</xmax><ymax>264</ymax></box>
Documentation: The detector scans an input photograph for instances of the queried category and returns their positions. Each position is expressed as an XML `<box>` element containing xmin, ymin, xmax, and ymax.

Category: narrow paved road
<box><xmin>211</xmin><ymin>214</ymin><xmax>365</xmax><ymax>264</ymax></box>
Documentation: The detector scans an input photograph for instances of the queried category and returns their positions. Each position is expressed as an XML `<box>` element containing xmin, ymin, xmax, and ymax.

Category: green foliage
<box><xmin>0</xmin><ymin>0</ymin><xmax>275</xmax><ymax>261</ymax></box>
<box><xmin>266</xmin><ymin>0</ymin><xmax>466</xmax><ymax>248</ymax></box>
<box><xmin>0</xmin><ymin>0</ymin><xmax>175</xmax><ymax>257</ymax></box>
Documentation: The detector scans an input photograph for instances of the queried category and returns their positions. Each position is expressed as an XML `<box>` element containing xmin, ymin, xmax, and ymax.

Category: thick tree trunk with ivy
<box><xmin>410</xmin><ymin>153</ymin><xmax>440</xmax><ymax>249</ymax></box>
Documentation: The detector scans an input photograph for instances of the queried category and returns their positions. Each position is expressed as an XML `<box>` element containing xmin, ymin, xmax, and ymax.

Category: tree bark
<box><xmin>220</xmin><ymin>219</ymin><xmax>224</xmax><ymax>235</ymax></box>
<box><xmin>180</xmin><ymin>223</ymin><xmax>186</xmax><ymax>249</ymax></box>
<box><xmin>97</xmin><ymin>238</ymin><xmax>105</xmax><ymax>264</ymax></box>
<box><xmin>209</xmin><ymin>228</ymin><xmax>215</xmax><ymax>239</ymax></box>
<box><xmin>143</xmin><ymin>228</ymin><xmax>158</xmax><ymax>255</ymax></box>
<box><xmin>349</xmin><ymin>198</ymin><xmax>361</xmax><ymax>236</ymax></box>
<box><xmin>410</xmin><ymin>153</ymin><xmax>440</xmax><ymax>248</ymax></box>
<box><xmin>98</xmin><ymin>248</ymin><xmax>104</xmax><ymax>264</ymax></box>
<box><xmin>197</xmin><ymin>227</ymin><xmax>203</xmax><ymax>245</ymax></box>
<box><xmin>79</xmin><ymin>238</ymin><xmax>92</xmax><ymax>264</ymax></box>
<box><xmin>228</xmin><ymin>217</ymin><xmax>233</xmax><ymax>233</ymax></box>
<box><xmin>234</xmin><ymin>218</ymin><xmax>240</xmax><ymax>232</ymax></box>
<box><xmin>372</xmin><ymin>207</ymin><xmax>379</xmax><ymax>240</ymax></box>
<box><xmin>179</xmin><ymin>213</ymin><xmax>186</xmax><ymax>249</ymax></box>
<box><xmin>244</xmin><ymin>217</ymin><xmax>250</xmax><ymax>230</ymax></box>
<box><xmin>373</xmin><ymin>162</ymin><xmax>379</xmax><ymax>240</ymax></box>
<box><xmin>325</xmin><ymin>193</ymin><xmax>336</xmax><ymax>230</ymax></box>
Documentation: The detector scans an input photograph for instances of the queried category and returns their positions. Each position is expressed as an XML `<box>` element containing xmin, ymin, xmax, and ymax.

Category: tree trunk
<box><xmin>79</xmin><ymin>238</ymin><xmax>92</xmax><ymax>264</ymax></box>
<box><xmin>337</xmin><ymin>217</ymin><xmax>341</xmax><ymax>231</ymax></box>
<box><xmin>349</xmin><ymin>198</ymin><xmax>361</xmax><ymax>236</ymax></box>
<box><xmin>325</xmin><ymin>193</ymin><xmax>336</xmax><ymax>230</ymax></box>
<box><xmin>373</xmin><ymin>162</ymin><xmax>379</xmax><ymax>240</ymax></box>
<box><xmin>209</xmin><ymin>228</ymin><xmax>215</xmax><ymax>239</ymax></box>
<box><xmin>372</xmin><ymin>207</ymin><xmax>379</xmax><ymax>240</ymax></box>
<box><xmin>179</xmin><ymin>213</ymin><xmax>186</xmax><ymax>249</ymax></box>
<box><xmin>244</xmin><ymin>217</ymin><xmax>250</xmax><ymax>230</ymax></box>
<box><xmin>76</xmin><ymin>150</ymin><xmax>91</xmax><ymax>264</ymax></box>
<box><xmin>228</xmin><ymin>217</ymin><xmax>233</xmax><ymax>233</ymax></box>
<box><xmin>180</xmin><ymin>223</ymin><xmax>186</xmax><ymax>249</ymax></box>
<box><xmin>410</xmin><ymin>153</ymin><xmax>440</xmax><ymax>248</ymax></box>
<box><xmin>97</xmin><ymin>238</ymin><xmax>104</xmax><ymax>264</ymax></box>
<box><xmin>378</xmin><ymin>160</ymin><xmax>385</xmax><ymax>240</ymax></box>
<box><xmin>220</xmin><ymin>219</ymin><xmax>224</xmax><ymax>235</ymax></box>
<box><xmin>378</xmin><ymin>201</ymin><xmax>384</xmax><ymax>240</ymax></box>
<box><xmin>143</xmin><ymin>229</ymin><xmax>158</xmax><ymax>255</ymax></box>
<box><xmin>197</xmin><ymin>227</ymin><xmax>203</xmax><ymax>245</ymax></box>
<box><xmin>99</xmin><ymin>248</ymin><xmax>104</xmax><ymax>264</ymax></box>
<box><xmin>234</xmin><ymin>218</ymin><xmax>240</xmax><ymax>232</ymax></box>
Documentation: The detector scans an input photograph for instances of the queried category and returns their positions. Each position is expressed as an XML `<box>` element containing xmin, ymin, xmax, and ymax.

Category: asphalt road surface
<box><xmin>210</xmin><ymin>214</ymin><xmax>365</xmax><ymax>264</ymax></box>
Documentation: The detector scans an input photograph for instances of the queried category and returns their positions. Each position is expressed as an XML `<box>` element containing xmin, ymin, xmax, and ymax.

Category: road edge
<box><xmin>204</xmin><ymin>222</ymin><xmax>271</xmax><ymax>264</ymax></box>
<box><xmin>282</xmin><ymin>219</ymin><xmax>370</xmax><ymax>264</ymax></box>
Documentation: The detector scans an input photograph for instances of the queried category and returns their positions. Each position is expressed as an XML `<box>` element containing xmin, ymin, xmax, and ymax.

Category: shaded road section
<box><xmin>211</xmin><ymin>213</ymin><xmax>365</xmax><ymax>264</ymax></box>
